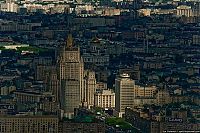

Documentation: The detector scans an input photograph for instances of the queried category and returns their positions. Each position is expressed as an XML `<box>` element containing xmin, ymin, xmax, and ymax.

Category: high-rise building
<box><xmin>115</xmin><ymin>73</ymin><xmax>135</xmax><ymax>117</ymax></box>
<box><xmin>47</xmin><ymin>69</ymin><xmax>60</xmax><ymax>102</ymax></box>
<box><xmin>59</xmin><ymin>35</ymin><xmax>84</xmax><ymax>118</ymax></box>
<box><xmin>84</xmin><ymin>70</ymin><xmax>96</xmax><ymax>108</ymax></box>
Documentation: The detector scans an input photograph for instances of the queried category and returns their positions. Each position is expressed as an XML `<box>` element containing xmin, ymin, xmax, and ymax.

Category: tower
<box><xmin>115</xmin><ymin>73</ymin><xmax>135</xmax><ymax>117</ymax></box>
<box><xmin>84</xmin><ymin>70</ymin><xmax>96</xmax><ymax>108</ymax></box>
<box><xmin>59</xmin><ymin>35</ymin><xmax>84</xmax><ymax>118</ymax></box>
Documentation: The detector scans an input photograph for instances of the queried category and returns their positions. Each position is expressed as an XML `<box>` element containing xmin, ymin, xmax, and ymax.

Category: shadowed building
<box><xmin>0</xmin><ymin>115</ymin><xmax>58</xmax><ymax>133</ymax></box>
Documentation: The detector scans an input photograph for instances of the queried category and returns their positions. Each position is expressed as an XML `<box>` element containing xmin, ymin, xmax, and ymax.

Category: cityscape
<box><xmin>0</xmin><ymin>0</ymin><xmax>200</xmax><ymax>132</ymax></box>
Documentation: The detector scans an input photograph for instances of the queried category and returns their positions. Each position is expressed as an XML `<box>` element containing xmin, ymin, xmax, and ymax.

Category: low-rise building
<box><xmin>134</xmin><ymin>85</ymin><xmax>157</xmax><ymax>98</ymax></box>
<box><xmin>94</xmin><ymin>89</ymin><xmax>115</xmax><ymax>108</ymax></box>
<box><xmin>125</xmin><ymin>107</ymin><xmax>200</xmax><ymax>133</ymax></box>
<box><xmin>0</xmin><ymin>115</ymin><xmax>59</xmax><ymax>133</ymax></box>
<box><xmin>59</xmin><ymin>121</ymin><xmax>105</xmax><ymax>133</ymax></box>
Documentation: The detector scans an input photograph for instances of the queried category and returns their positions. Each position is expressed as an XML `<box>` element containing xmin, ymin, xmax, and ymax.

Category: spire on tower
<box><xmin>66</xmin><ymin>34</ymin><xmax>73</xmax><ymax>48</ymax></box>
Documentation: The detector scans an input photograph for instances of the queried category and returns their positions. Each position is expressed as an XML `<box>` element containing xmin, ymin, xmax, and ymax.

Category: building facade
<box><xmin>115</xmin><ymin>73</ymin><xmax>135</xmax><ymax>117</ymax></box>
<box><xmin>59</xmin><ymin>35</ymin><xmax>84</xmax><ymax>118</ymax></box>
<box><xmin>134</xmin><ymin>85</ymin><xmax>157</xmax><ymax>98</ymax></box>
<box><xmin>94</xmin><ymin>89</ymin><xmax>115</xmax><ymax>108</ymax></box>
<box><xmin>177</xmin><ymin>5</ymin><xmax>193</xmax><ymax>17</ymax></box>
<box><xmin>59</xmin><ymin>121</ymin><xmax>105</xmax><ymax>133</ymax></box>
<box><xmin>0</xmin><ymin>115</ymin><xmax>59</xmax><ymax>133</ymax></box>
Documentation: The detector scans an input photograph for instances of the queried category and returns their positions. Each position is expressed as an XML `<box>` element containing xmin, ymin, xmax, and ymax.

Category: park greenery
<box><xmin>16</xmin><ymin>46</ymin><xmax>47</xmax><ymax>53</ymax></box>
<box><xmin>0</xmin><ymin>46</ymin><xmax>48</xmax><ymax>54</ymax></box>
<box><xmin>74</xmin><ymin>115</ymin><xmax>96</xmax><ymax>123</ymax></box>
<box><xmin>0</xmin><ymin>46</ymin><xmax>5</xmax><ymax>50</ymax></box>
<box><xmin>106</xmin><ymin>117</ymin><xmax>133</xmax><ymax>130</ymax></box>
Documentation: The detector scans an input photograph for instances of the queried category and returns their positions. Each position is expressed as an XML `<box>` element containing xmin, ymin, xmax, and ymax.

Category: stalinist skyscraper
<box><xmin>59</xmin><ymin>35</ymin><xmax>84</xmax><ymax>118</ymax></box>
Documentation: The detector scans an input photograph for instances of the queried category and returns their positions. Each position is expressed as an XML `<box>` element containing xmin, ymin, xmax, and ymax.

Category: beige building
<box><xmin>130</xmin><ymin>85</ymin><xmax>157</xmax><ymax>107</ymax></box>
<box><xmin>0</xmin><ymin>85</ymin><xmax>16</xmax><ymax>95</ymax></box>
<box><xmin>96</xmin><ymin>82</ymin><xmax>107</xmax><ymax>90</ymax></box>
<box><xmin>59</xmin><ymin>35</ymin><xmax>84</xmax><ymax>118</ymax></box>
<box><xmin>0</xmin><ymin>0</ymin><xmax>18</xmax><ymax>13</ymax></box>
<box><xmin>94</xmin><ymin>89</ymin><xmax>115</xmax><ymax>109</ymax></box>
<box><xmin>115</xmin><ymin>73</ymin><xmax>135</xmax><ymax>117</ymax></box>
<box><xmin>134</xmin><ymin>85</ymin><xmax>157</xmax><ymax>98</ymax></box>
<box><xmin>138</xmin><ymin>9</ymin><xmax>151</xmax><ymax>16</ymax></box>
<box><xmin>0</xmin><ymin>115</ymin><xmax>58</xmax><ymax>133</ymax></box>
<box><xmin>104</xmin><ymin>8</ymin><xmax>120</xmax><ymax>16</ymax></box>
<box><xmin>84</xmin><ymin>70</ymin><xmax>96</xmax><ymax>108</ymax></box>
<box><xmin>176</xmin><ymin>5</ymin><xmax>193</xmax><ymax>17</ymax></box>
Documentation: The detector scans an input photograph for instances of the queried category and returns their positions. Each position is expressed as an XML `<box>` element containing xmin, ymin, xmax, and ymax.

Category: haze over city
<box><xmin>0</xmin><ymin>0</ymin><xmax>199</xmax><ymax>132</ymax></box>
